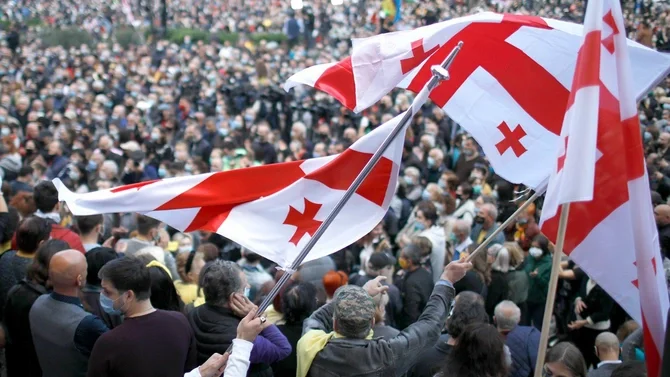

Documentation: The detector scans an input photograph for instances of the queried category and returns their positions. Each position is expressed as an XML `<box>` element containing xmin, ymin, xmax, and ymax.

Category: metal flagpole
<box><xmin>232</xmin><ymin>42</ymin><xmax>465</xmax><ymax>337</ymax></box>
<box><xmin>465</xmin><ymin>188</ymin><xmax>544</xmax><ymax>263</ymax></box>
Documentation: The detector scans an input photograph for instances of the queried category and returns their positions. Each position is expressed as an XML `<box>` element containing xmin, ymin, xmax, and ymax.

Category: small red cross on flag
<box><xmin>400</xmin><ymin>38</ymin><xmax>440</xmax><ymax>75</ymax></box>
<box><xmin>495</xmin><ymin>121</ymin><xmax>527</xmax><ymax>157</ymax></box>
<box><xmin>556</xmin><ymin>136</ymin><xmax>569</xmax><ymax>173</ymax></box>
<box><xmin>601</xmin><ymin>10</ymin><xmax>619</xmax><ymax>54</ymax></box>
<box><xmin>283</xmin><ymin>198</ymin><xmax>323</xmax><ymax>246</ymax></box>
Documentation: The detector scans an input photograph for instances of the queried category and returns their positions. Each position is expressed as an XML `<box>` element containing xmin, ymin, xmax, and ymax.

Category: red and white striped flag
<box><xmin>285</xmin><ymin>12</ymin><xmax>670</xmax><ymax>190</ymax></box>
<box><xmin>539</xmin><ymin>1</ymin><xmax>669</xmax><ymax>376</ymax></box>
<box><xmin>54</xmin><ymin>93</ymin><xmax>431</xmax><ymax>268</ymax></box>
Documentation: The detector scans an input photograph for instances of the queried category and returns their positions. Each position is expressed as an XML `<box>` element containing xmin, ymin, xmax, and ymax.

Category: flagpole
<box><xmin>465</xmin><ymin>188</ymin><xmax>543</xmax><ymax>263</ymax></box>
<box><xmin>243</xmin><ymin>42</ymin><xmax>464</xmax><ymax>322</ymax></box>
<box><xmin>534</xmin><ymin>202</ymin><xmax>570</xmax><ymax>377</ymax></box>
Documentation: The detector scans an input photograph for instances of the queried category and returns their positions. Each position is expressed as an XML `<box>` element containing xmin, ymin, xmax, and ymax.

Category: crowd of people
<box><xmin>0</xmin><ymin>0</ymin><xmax>669</xmax><ymax>376</ymax></box>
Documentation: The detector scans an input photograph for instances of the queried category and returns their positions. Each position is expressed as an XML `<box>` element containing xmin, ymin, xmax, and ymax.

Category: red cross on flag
<box><xmin>284</xmin><ymin>12</ymin><xmax>670</xmax><ymax>189</ymax></box>
<box><xmin>539</xmin><ymin>1</ymin><xmax>669</xmax><ymax>376</ymax></box>
<box><xmin>53</xmin><ymin>111</ymin><xmax>416</xmax><ymax>268</ymax></box>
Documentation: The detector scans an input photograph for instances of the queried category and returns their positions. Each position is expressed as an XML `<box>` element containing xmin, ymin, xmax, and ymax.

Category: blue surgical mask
<box><xmin>99</xmin><ymin>293</ymin><xmax>123</xmax><ymax>315</ymax></box>
<box><xmin>427</xmin><ymin>156</ymin><xmax>436</xmax><ymax>168</ymax></box>
<box><xmin>473</xmin><ymin>185</ymin><xmax>482</xmax><ymax>195</ymax></box>
<box><xmin>158</xmin><ymin>167</ymin><xmax>167</xmax><ymax>178</ymax></box>
<box><xmin>218</xmin><ymin>127</ymin><xmax>229</xmax><ymax>137</ymax></box>
<box><xmin>449</xmin><ymin>233</ymin><xmax>458</xmax><ymax>243</ymax></box>
<box><xmin>438</xmin><ymin>179</ymin><xmax>447</xmax><ymax>190</ymax></box>
<box><xmin>404</xmin><ymin>176</ymin><xmax>414</xmax><ymax>186</ymax></box>
<box><xmin>86</xmin><ymin>160</ymin><xmax>98</xmax><ymax>172</ymax></box>
<box><xmin>414</xmin><ymin>222</ymin><xmax>426</xmax><ymax>232</ymax></box>
<box><xmin>421</xmin><ymin>189</ymin><xmax>431</xmax><ymax>201</ymax></box>
<box><xmin>244</xmin><ymin>287</ymin><xmax>251</xmax><ymax>298</ymax></box>
<box><xmin>230</xmin><ymin>120</ymin><xmax>241</xmax><ymax>130</ymax></box>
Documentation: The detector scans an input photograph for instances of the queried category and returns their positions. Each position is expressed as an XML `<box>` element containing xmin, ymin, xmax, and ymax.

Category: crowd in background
<box><xmin>0</xmin><ymin>0</ymin><xmax>668</xmax><ymax>376</ymax></box>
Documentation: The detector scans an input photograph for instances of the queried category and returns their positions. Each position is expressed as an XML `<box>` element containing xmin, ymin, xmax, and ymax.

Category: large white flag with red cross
<box><xmin>539</xmin><ymin>1</ymin><xmax>669</xmax><ymax>376</ymax></box>
<box><xmin>284</xmin><ymin>12</ymin><xmax>670</xmax><ymax>189</ymax></box>
<box><xmin>53</xmin><ymin>99</ymin><xmax>430</xmax><ymax>267</ymax></box>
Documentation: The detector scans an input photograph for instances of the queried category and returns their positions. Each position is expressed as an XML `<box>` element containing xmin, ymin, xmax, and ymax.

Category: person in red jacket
<box><xmin>12</xmin><ymin>181</ymin><xmax>85</xmax><ymax>253</ymax></box>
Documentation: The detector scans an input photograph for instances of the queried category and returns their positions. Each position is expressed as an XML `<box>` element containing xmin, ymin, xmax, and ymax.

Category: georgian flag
<box><xmin>284</xmin><ymin>12</ymin><xmax>670</xmax><ymax>189</ymax></box>
<box><xmin>539</xmin><ymin>2</ymin><xmax>669</xmax><ymax>376</ymax></box>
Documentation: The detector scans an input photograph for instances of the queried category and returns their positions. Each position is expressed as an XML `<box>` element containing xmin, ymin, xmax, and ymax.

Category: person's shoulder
<box><xmin>154</xmin><ymin>309</ymin><xmax>190</xmax><ymax>326</ymax></box>
<box><xmin>0</xmin><ymin>250</ymin><xmax>17</xmax><ymax>266</ymax></box>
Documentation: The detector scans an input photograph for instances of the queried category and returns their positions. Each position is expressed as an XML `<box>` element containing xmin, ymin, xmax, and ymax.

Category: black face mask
<box><xmin>45</xmin><ymin>153</ymin><xmax>57</xmax><ymax>163</ymax></box>
<box><xmin>475</xmin><ymin>216</ymin><xmax>485</xmax><ymax>224</ymax></box>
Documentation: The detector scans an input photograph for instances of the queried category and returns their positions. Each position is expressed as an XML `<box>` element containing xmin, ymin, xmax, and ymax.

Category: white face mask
<box><xmin>529</xmin><ymin>247</ymin><xmax>543</xmax><ymax>258</ymax></box>
<box><xmin>178</xmin><ymin>245</ymin><xmax>192</xmax><ymax>254</ymax></box>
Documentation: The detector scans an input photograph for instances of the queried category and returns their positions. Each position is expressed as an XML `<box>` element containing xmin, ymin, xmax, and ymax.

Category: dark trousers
<box><xmin>571</xmin><ymin>326</ymin><xmax>606</xmax><ymax>369</ymax></box>
<box><xmin>518</xmin><ymin>301</ymin><xmax>530</xmax><ymax>326</ymax></box>
<box><xmin>528</xmin><ymin>301</ymin><xmax>545</xmax><ymax>330</ymax></box>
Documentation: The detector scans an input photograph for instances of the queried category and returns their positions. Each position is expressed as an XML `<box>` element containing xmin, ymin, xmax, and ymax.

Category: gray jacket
<box><xmin>587</xmin><ymin>362</ymin><xmax>622</xmax><ymax>377</ymax></box>
<box><xmin>302</xmin><ymin>282</ymin><xmax>455</xmax><ymax>377</ymax></box>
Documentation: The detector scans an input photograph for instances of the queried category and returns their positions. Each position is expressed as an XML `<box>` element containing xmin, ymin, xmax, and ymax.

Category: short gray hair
<box><xmin>481</xmin><ymin>203</ymin><xmax>498</xmax><ymax>221</ymax></box>
<box><xmin>102</xmin><ymin>160</ymin><xmax>119</xmax><ymax>176</ymax></box>
<box><xmin>453</xmin><ymin>219</ymin><xmax>471</xmax><ymax>237</ymax></box>
<box><xmin>199</xmin><ymin>260</ymin><xmax>242</xmax><ymax>307</ymax></box>
<box><xmin>494</xmin><ymin>300</ymin><xmax>521</xmax><ymax>331</ymax></box>
<box><xmin>402</xmin><ymin>243</ymin><xmax>423</xmax><ymax>265</ymax></box>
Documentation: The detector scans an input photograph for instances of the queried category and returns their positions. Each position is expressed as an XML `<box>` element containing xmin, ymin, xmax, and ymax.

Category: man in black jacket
<box><xmin>299</xmin><ymin>259</ymin><xmax>471</xmax><ymax>377</ymax></box>
<box><xmin>350</xmin><ymin>252</ymin><xmax>403</xmax><ymax>328</ymax></box>
<box><xmin>396</xmin><ymin>244</ymin><xmax>434</xmax><ymax>329</ymax></box>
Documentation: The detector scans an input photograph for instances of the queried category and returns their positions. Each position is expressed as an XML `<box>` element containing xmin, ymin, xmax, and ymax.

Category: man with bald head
<box><xmin>589</xmin><ymin>332</ymin><xmax>622</xmax><ymax>377</ymax></box>
<box><xmin>654</xmin><ymin>204</ymin><xmax>670</xmax><ymax>258</ymax></box>
<box><xmin>30</xmin><ymin>250</ymin><xmax>109</xmax><ymax>377</ymax></box>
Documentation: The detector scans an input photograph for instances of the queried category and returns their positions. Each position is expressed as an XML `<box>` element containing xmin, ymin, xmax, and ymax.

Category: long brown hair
<box><xmin>471</xmin><ymin>248</ymin><xmax>492</xmax><ymax>285</ymax></box>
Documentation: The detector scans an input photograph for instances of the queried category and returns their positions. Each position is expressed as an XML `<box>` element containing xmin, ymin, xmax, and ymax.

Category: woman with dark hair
<box><xmin>454</xmin><ymin>246</ymin><xmax>491</xmax><ymax>298</ymax></box>
<box><xmin>272</xmin><ymin>282</ymin><xmax>318</xmax><ymax>377</ymax></box>
<box><xmin>525</xmin><ymin>234</ymin><xmax>553</xmax><ymax>330</ymax></box>
<box><xmin>148</xmin><ymin>264</ymin><xmax>185</xmax><ymax>313</ymax></box>
<box><xmin>81</xmin><ymin>247</ymin><xmax>121</xmax><ymax>329</ymax></box>
<box><xmin>0</xmin><ymin>216</ymin><xmax>51</xmax><ymax>313</ymax></box>
<box><xmin>174</xmin><ymin>250</ymin><xmax>205</xmax><ymax>305</ymax></box>
<box><xmin>543</xmin><ymin>342</ymin><xmax>587</xmax><ymax>377</ymax></box>
<box><xmin>440</xmin><ymin>323</ymin><xmax>509</xmax><ymax>377</ymax></box>
<box><xmin>3</xmin><ymin>239</ymin><xmax>69</xmax><ymax>377</ymax></box>
<box><xmin>67</xmin><ymin>162</ymin><xmax>90</xmax><ymax>193</ymax></box>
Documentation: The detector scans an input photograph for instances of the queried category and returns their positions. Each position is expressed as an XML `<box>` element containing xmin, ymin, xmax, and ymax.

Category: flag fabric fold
<box><xmin>55</xmin><ymin>90</ymin><xmax>431</xmax><ymax>268</ymax></box>
<box><xmin>284</xmin><ymin>12</ymin><xmax>670</xmax><ymax>190</ymax></box>
<box><xmin>538</xmin><ymin>1</ymin><xmax>669</xmax><ymax>376</ymax></box>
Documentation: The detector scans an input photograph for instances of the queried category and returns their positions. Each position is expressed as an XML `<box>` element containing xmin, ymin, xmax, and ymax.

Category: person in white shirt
<box><xmin>452</xmin><ymin>183</ymin><xmax>477</xmax><ymax>227</ymax></box>
<box><xmin>588</xmin><ymin>332</ymin><xmax>622</xmax><ymax>377</ymax></box>
<box><xmin>185</xmin><ymin>310</ymin><xmax>266</xmax><ymax>377</ymax></box>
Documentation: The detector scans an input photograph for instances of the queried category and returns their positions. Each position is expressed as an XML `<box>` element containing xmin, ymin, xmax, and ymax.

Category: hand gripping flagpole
<box><xmin>464</xmin><ymin>187</ymin><xmax>545</xmax><ymax>263</ymax></box>
<box><xmin>229</xmin><ymin>42</ymin><xmax>464</xmax><ymax>348</ymax></box>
